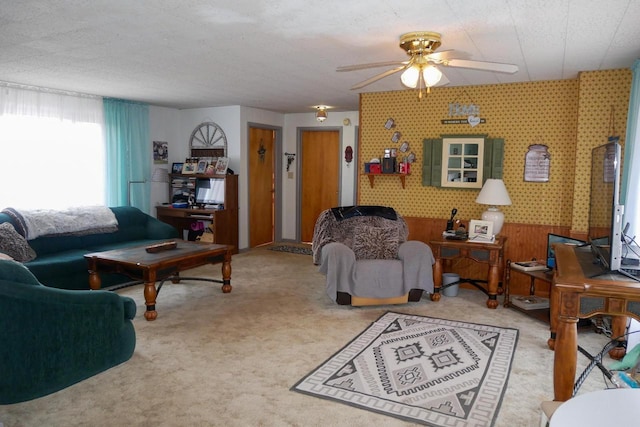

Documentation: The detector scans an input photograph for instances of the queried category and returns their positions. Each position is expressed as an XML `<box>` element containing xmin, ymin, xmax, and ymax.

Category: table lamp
<box><xmin>475</xmin><ymin>179</ymin><xmax>512</xmax><ymax>235</ymax></box>
<box><xmin>151</xmin><ymin>167</ymin><xmax>170</xmax><ymax>204</ymax></box>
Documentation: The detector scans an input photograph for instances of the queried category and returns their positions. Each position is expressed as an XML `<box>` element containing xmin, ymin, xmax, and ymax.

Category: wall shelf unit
<box><xmin>363</xmin><ymin>173</ymin><xmax>409</xmax><ymax>189</ymax></box>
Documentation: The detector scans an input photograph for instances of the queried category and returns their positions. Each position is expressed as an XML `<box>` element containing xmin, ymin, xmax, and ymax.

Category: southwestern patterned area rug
<box><xmin>291</xmin><ymin>311</ymin><xmax>519</xmax><ymax>426</ymax></box>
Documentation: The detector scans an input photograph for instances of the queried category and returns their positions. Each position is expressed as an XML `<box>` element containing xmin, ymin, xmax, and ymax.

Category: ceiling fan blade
<box><xmin>445</xmin><ymin>58</ymin><xmax>518</xmax><ymax>74</ymax></box>
<box><xmin>337</xmin><ymin>61</ymin><xmax>408</xmax><ymax>72</ymax></box>
<box><xmin>435</xmin><ymin>71</ymin><xmax>450</xmax><ymax>87</ymax></box>
<box><xmin>427</xmin><ymin>49</ymin><xmax>470</xmax><ymax>62</ymax></box>
<box><xmin>350</xmin><ymin>66</ymin><xmax>407</xmax><ymax>90</ymax></box>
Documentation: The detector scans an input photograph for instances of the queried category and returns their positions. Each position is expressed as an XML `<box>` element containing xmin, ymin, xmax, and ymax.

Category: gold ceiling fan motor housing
<box><xmin>399</xmin><ymin>32</ymin><xmax>442</xmax><ymax>57</ymax></box>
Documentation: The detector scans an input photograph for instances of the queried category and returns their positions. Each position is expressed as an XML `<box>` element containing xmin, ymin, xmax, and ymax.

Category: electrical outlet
<box><xmin>288</xmin><ymin>171</ymin><xmax>294</xmax><ymax>179</ymax></box>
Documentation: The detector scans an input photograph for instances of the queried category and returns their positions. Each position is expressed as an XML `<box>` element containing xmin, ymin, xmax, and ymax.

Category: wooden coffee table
<box><xmin>84</xmin><ymin>241</ymin><xmax>232</xmax><ymax>320</ymax></box>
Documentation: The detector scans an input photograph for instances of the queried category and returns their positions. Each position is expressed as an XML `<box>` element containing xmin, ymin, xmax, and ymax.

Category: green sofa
<box><xmin>0</xmin><ymin>259</ymin><xmax>137</xmax><ymax>404</ymax></box>
<box><xmin>0</xmin><ymin>206</ymin><xmax>179</xmax><ymax>290</ymax></box>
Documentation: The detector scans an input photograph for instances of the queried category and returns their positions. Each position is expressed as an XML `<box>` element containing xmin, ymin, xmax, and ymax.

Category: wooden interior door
<box><xmin>249</xmin><ymin>127</ymin><xmax>275</xmax><ymax>247</ymax></box>
<box><xmin>300</xmin><ymin>130</ymin><xmax>340</xmax><ymax>242</ymax></box>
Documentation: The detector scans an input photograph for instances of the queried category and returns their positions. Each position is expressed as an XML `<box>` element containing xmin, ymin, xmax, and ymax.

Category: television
<box><xmin>195</xmin><ymin>177</ymin><xmax>225</xmax><ymax>206</ymax></box>
<box><xmin>586</xmin><ymin>140</ymin><xmax>639</xmax><ymax>281</ymax></box>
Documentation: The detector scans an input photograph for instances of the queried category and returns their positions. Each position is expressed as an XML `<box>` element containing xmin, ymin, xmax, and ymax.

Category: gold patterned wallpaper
<box><xmin>358</xmin><ymin>69</ymin><xmax>631</xmax><ymax>232</ymax></box>
<box><xmin>572</xmin><ymin>70</ymin><xmax>631</xmax><ymax>232</ymax></box>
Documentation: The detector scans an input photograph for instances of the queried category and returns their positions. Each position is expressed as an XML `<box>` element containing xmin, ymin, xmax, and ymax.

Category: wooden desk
<box><xmin>504</xmin><ymin>261</ymin><xmax>552</xmax><ymax>323</ymax></box>
<box><xmin>156</xmin><ymin>206</ymin><xmax>238</xmax><ymax>254</ymax></box>
<box><xmin>551</xmin><ymin>244</ymin><xmax>640</xmax><ymax>401</ymax></box>
<box><xmin>429</xmin><ymin>236</ymin><xmax>506</xmax><ymax>308</ymax></box>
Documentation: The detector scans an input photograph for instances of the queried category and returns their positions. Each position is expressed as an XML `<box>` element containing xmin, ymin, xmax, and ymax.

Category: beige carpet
<box><xmin>0</xmin><ymin>247</ymin><xmax>614</xmax><ymax>426</ymax></box>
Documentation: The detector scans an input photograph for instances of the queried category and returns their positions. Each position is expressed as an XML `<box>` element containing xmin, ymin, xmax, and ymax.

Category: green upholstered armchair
<box><xmin>0</xmin><ymin>259</ymin><xmax>136</xmax><ymax>404</ymax></box>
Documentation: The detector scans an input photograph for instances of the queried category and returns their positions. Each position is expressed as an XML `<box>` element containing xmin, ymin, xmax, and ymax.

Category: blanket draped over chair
<box><xmin>2</xmin><ymin>206</ymin><xmax>118</xmax><ymax>240</ymax></box>
<box><xmin>312</xmin><ymin>206</ymin><xmax>435</xmax><ymax>303</ymax></box>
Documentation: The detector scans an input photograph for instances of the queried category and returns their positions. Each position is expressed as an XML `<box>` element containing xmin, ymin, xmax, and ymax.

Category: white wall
<box><xmin>148</xmin><ymin>104</ymin><xmax>359</xmax><ymax>249</ymax></box>
<box><xmin>149</xmin><ymin>106</ymin><xmax>181</xmax><ymax>209</ymax></box>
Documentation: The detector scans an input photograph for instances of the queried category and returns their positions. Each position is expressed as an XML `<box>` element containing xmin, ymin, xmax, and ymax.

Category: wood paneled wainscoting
<box><xmin>405</xmin><ymin>217</ymin><xmax>585</xmax><ymax>298</ymax></box>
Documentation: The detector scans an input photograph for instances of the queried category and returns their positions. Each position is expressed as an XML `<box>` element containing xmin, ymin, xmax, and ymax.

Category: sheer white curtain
<box><xmin>0</xmin><ymin>84</ymin><xmax>105</xmax><ymax>210</ymax></box>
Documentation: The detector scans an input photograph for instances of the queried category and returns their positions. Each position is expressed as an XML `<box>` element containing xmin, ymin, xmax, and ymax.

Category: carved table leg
<box><xmin>221</xmin><ymin>250</ymin><xmax>232</xmax><ymax>293</ymax></box>
<box><xmin>144</xmin><ymin>270</ymin><xmax>158</xmax><ymax>321</ymax></box>
<box><xmin>504</xmin><ymin>260</ymin><xmax>512</xmax><ymax>307</ymax></box>
<box><xmin>609</xmin><ymin>316</ymin><xmax>628</xmax><ymax>360</ymax></box>
<box><xmin>88</xmin><ymin>270</ymin><xmax>101</xmax><ymax>290</ymax></box>
<box><xmin>431</xmin><ymin>257</ymin><xmax>443</xmax><ymax>302</ymax></box>
<box><xmin>86</xmin><ymin>257</ymin><xmax>101</xmax><ymax>290</ymax></box>
<box><xmin>171</xmin><ymin>272</ymin><xmax>181</xmax><ymax>284</ymax></box>
<box><xmin>548</xmin><ymin>277</ymin><xmax>559</xmax><ymax>350</ymax></box>
<box><xmin>554</xmin><ymin>316</ymin><xmax>578</xmax><ymax>401</ymax></box>
<box><xmin>486</xmin><ymin>264</ymin><xmax>500</xmax><ymax>309</ymax></box>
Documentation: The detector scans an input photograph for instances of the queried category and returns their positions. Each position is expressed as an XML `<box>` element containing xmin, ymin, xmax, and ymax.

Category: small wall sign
<box><xmin>524</xmin><ymin>144</ymin><xmax>551</xmax><ymax>182</ymax></box>
<box><xmin>441</xmin><ymin>118</ymin><xmax>486</xmax><ymax>126</ymax></box>
<box><xmin>443</xmin><ymin>103</ymin><xmax>484</xmax><ymax>127</ymax></box>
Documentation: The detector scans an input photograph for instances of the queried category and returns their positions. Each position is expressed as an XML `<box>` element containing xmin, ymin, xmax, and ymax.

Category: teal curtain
<box><xmin>103</xmin><ymin>98</ymin><xmax>150</xmax><ymax>214</ymax></box>
<box><xmin>621</xmin><ymin>60</ymin><xmax>640</xmax><ymax>237</ymax></box>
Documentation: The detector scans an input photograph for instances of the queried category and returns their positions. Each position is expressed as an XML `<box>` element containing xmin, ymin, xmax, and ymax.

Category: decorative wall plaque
<box><xmin>524</xmin><ymin>144</ymin><xmax>551</xmax><ymax>182</ymax></box>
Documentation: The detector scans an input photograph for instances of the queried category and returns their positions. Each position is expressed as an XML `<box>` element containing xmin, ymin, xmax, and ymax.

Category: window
<box><xmin>422</xmin><ymin>135</ymin><xmax>504</xmax><ymax>187</ymax></box>
<box><xmin>0</xmin><ymin>86</ymin><xmax>105</xmax><ymax>210</ymax></box>
<box><xmin>441</xmin><ymin>137</ymin><xmax>484</xmax><ymax>188</ymax></box>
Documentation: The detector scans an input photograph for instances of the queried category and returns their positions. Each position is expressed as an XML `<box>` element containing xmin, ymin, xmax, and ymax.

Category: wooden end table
<box><xmin>429</xmin><ymin>236</ymin><xmax>506</xmax><ymax>308</ymax></box>
<box><xmin>504</xmin><ymin>260</ymin><xmax>552</xmax><ymax>323</ymax></box>
<box><xmin>84</xmin><ymin>241</ymin><xmax>233</xmax><ymax>321</ymax></box>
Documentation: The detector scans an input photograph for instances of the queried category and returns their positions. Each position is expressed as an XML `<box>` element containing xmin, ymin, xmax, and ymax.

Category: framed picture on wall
<box><xmin>153</xmin><ymin>140</ymin><xmax>168</xmax><ymax>164</ymax></box>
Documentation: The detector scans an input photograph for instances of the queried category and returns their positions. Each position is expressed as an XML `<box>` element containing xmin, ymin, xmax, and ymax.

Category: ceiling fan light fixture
<box><xmin>422</xmin><ymin>65</ymin><xmax>442</xmax><ymax>87</ymax></box>
<box><xmin>315</xmin><ymin>106</ymin><xmax>328</xmax><ymax>122</ymax></box>
<box><xmin>400</xmin><ymin>65</ymin><xmax>420</xmax><ymax>88</ymax></box>
<box><xmin>339</xmin><ymin>30</ymin><xmax>518</xmax><ymax>94</ymax></box>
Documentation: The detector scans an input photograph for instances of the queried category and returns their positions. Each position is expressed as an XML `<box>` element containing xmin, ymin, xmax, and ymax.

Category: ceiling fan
<box><xmin>337</xmin><ymin>31</ymin><xmax>518</xmax><ymax>98</ymax></box>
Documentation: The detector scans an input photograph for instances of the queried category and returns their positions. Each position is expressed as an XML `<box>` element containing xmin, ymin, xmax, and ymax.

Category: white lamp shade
<box><xmin>400</xmin><ymin>66</ymin><xmax>420</xmax><ymax>88</ymax></box>
<box><xmin>476</xmin><ymin>179</ymin><xmax>511</xmax><ymax>235</ymax></box>
<box><xmin>475</xmin><ymin>179</ymin><xmax>512</xmax><ymax>206</ymax></box>
<box><xmin>422</xmin><ymin>65</ymin><xmax>442</xmax><ymax>87</ymax></box>
<box><xmin>151</xmin><ymin>168</ymin><xmax>169</xmax><ymax>183</ymax></box>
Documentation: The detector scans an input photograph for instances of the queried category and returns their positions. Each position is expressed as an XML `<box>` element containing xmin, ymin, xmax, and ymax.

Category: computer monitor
<box><xmin>194</xmin><ymin>177</ymin><xmax>225</xmax><ymax>206</ymax></box>
<box><xmin>546</xmin><ymin>233</ymin><xmax>587</xmax><ymax>269</ymax></box>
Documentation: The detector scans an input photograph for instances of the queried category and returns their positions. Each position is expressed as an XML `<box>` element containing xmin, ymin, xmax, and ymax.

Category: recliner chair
<box><xmin>312</xmin><ymin>206</ymin><xmax>435</xmax><ymax>305</ymax></box>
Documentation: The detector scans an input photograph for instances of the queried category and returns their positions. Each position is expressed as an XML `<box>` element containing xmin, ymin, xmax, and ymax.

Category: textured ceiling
<box><xmin>1</xmin><ymin>0</ymin><xmax>639</xmax><ymax>113</ymax></box>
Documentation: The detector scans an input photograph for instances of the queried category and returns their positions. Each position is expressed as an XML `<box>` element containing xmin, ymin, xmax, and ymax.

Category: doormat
<box><xmin>291</xmin><ymin>311</ymin><xmax>519</xmax><ymax>426</ymax></box>
<box><xmin>268</xmin><ymin>245</ymin><xmax>312</xmax><ymax>256</ymax></box>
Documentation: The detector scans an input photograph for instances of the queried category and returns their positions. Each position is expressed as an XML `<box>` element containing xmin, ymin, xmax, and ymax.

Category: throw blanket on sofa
<box><xmin>2</xmin><ymin>206</ymin><xmax>118</xmax><ymax>240</ymax></box>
